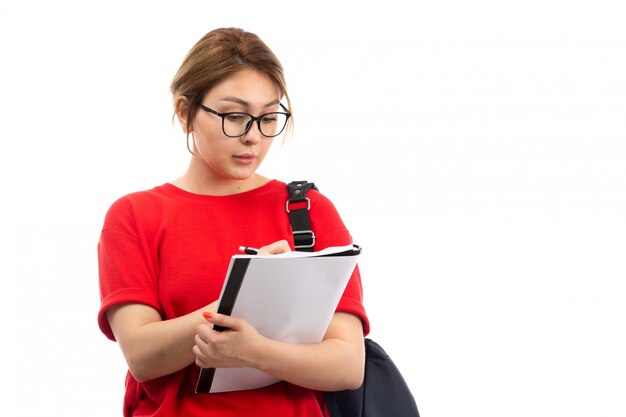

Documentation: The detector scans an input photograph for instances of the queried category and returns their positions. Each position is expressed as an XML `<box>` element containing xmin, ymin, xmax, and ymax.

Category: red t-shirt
<box><xmin>98</xmin><ymin>180</ymin><xmax>369</xmax><ymax>417</ymax></box>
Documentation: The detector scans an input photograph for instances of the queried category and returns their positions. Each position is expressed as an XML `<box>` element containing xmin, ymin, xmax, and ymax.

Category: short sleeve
<box><xmin>97</xmin><ymin>199</ymin><xmax>161</xmax><ymax>340</ymax></box>
<box><xmin>308</xmin><ymin>191</ymin><xmax>370</xmax><ymax>336</ymax></box>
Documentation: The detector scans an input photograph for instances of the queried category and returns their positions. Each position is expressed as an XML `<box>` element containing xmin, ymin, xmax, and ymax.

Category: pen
<box><xmin>239</xmin><ymin>246</ymin><xmax>259</xmax><ymax>255</ymax></box>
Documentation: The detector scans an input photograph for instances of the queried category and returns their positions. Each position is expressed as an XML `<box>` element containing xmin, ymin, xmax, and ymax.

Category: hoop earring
<box><xmin>186</xmin><ymin>132</ymin><xmax>195</xmax><ymax>155</ymax></box>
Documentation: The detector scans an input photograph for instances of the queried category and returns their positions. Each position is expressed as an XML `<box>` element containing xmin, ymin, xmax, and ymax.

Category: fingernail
<box><xmin>203</xmin><ymin>311</ymin><xmax>213</xmax><ymax>319</ymax></box>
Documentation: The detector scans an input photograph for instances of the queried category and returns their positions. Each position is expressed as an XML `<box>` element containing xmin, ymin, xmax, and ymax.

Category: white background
<box><xmin>1</xmin><ymin>1</ymin><xmax>625</xmax><ymax>416</ymax></box>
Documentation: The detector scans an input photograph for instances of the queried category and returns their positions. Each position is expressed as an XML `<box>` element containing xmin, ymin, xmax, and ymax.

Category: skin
<box><xmin>107</xmin><ymin>69</ymin><xmax>365</xmax><ymax>391</ymax></box>
<box><xmin>174</xmin><ymin>69</ymin><xmax>278</xmax><ymax>196</ymax></box>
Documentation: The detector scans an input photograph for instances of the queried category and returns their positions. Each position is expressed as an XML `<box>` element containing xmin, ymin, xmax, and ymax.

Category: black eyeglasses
<box><xmin>198</xmin><ymin>103</ymin><xmax>291</xmax><ymax>138</ymax></box>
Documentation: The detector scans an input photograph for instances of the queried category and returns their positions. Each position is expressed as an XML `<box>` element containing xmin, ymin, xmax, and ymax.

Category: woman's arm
<box><xmin>107</xmin><ymin>300</ymin><xmax>218</xmax><ymax>382</ymax></box>
<box><xmin>105</xmin><ymin>241</ymin><xmax>294</xmax><ymax>382</ymax></box>
<box><xmin>194</xmin><ymin>311</ymin><xmax>365</xmax><ymax>391</ymax></box>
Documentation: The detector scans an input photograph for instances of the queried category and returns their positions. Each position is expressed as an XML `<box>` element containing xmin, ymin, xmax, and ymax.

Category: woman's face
<box><xmin>190</xmin><ymin>69</ymin><xmax>283</xmax><ymax>184</ymax></box>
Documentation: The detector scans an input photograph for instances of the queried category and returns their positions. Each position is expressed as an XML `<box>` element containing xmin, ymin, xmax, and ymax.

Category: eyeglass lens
<box><xmin>223</xmin><ymin>113</ymin><xmax>288</xmax><ymax>137</ymax></box>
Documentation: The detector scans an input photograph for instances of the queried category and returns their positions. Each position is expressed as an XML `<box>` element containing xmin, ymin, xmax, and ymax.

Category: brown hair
<box><xmin>170</xmin><ymin>27</ymin><xmax>292</xmax><ymax>141</ymax></box>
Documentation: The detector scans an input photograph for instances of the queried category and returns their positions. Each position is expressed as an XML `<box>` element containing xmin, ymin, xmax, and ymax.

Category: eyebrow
<box><xmin>219</xmin><ymin>97</ymin><xmax>280</xmax><ymax>108</ymax></box>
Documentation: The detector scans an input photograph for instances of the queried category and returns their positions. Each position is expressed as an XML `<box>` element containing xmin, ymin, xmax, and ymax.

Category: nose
<box><xmin>240</xmin><ymin>120</ymin><xmax>263</xmax><ymax>145</ymax></box>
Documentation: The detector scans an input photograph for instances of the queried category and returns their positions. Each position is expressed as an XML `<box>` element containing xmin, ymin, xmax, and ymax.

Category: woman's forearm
<box><xmin>197</xmin><ymin>311</ymin><xmax>366</xmax><ymax>391</ymax></box>
<box><xmin>256</xmin><ymin>336</ymin><xmax>365</xmax><ymax>391</ymax></box>
<box><xmin>108</xmin><ymin>302</ymin><xmax>217</xmax><ymax>382</ymax></box>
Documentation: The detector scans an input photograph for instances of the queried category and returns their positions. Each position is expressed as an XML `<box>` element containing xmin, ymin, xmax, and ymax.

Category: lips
<box><xmin>233</xmin><ymin>153</ymin><xmax>257</xmax><ymax>164</ymax></box>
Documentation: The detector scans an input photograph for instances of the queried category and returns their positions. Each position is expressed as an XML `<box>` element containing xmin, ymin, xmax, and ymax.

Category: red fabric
<box><xmin>98</xmin><ymin>180</ymin><xmax>369</xmax><ymax>417</ymax></box>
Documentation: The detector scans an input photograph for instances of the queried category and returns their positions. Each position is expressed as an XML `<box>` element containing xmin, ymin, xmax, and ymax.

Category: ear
<box><xmin>174</xmin><ymin>96</ymin><xmax>193</xmax><ymax>134</ymax></box>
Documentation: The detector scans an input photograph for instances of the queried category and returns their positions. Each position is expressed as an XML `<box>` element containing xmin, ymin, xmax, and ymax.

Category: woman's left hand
<box><xmin>193</xmin><ymin>312</ymin><xmax>265</xmax><ymax>369</ymax></box>
<box><xmin>194</xmin><ymin>240</ymin><xmax>289</xmax><ymax>369</ymax></box>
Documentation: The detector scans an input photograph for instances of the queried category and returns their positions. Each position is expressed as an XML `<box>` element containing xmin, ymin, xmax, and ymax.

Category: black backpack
<box><xmin>286</xmin><ymin>181</ymin><xmax>421</xmax><ymax>417</ymax></box>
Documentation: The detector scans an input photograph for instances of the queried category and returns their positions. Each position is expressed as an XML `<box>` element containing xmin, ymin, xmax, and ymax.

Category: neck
<box><xmin>172</xmin><ymin>157</ymin><xmax>268</xmax><ymax>196</ymax></box>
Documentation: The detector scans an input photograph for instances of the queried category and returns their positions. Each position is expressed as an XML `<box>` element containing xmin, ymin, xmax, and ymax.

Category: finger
<box><xmin>194</xmin><ymin>336</ymin><xmax>217</xmax><ymax>368</ymax></box>
<box><xmin>202</xmin><ymin>311</ymin><xmax>215</xmax><ymax>323</ymax></box>
<box><xmin>196</xmin><ymin>357</ymin><xmax>210</xmax><ymax>368</ymax></box>
<box><xmin>194</xmin><ymin>346</ymin><xmax>211</xmax><ymax>368</ymax></box>
<box><xmin>195</xmin><ymin>333</ymin><xmax>208</xmax><ymax>347</ymax></box>
<box><xmin>193</xmin><ymin>342</ymin><xmax>208</xmax><ymax>366</ymax></box>
<box><xmin>204</xmin><ymin>312</ymin><xmax>241</xmax><ymax>331</ymax></box>
<box><xmin>192</xmin><ymin>343</ymin><xmax>204</xmax><ymax>359</ymax></box>
<box><xmin>201</xmin><ymin>312</ymin><xmax>225</xmax><ymax>332</ymax></box>
<box><xmin>196</xmin><ymin>322</ymin><xmax>216</xmax><ymax>341</ymax></box>
<box><xmin>259</xmin><ymin>239</ymin><xmax>291</xmax><ymax>255</ymax></box>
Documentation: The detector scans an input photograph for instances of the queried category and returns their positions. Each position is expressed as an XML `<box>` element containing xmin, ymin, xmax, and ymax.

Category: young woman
<box><xmin>98</xmin><ymin>27</ymin><xmax>369</xmax><ymax>417</ymax></box>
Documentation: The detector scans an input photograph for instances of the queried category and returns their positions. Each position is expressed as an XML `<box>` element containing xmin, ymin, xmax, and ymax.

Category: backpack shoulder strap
<box><xmin>286</xmin><ymin>181</ymin><xmax>318</xmax><ymax>252</ymax></box>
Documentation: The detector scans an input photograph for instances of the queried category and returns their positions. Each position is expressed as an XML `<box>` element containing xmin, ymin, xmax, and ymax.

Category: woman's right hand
<box><xmin>257</xmin><ymin>239</ymin><xmax>291</xmax><ymax>255</ymax></box>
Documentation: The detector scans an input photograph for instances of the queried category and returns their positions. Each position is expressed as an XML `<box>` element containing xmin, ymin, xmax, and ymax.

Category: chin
<box><xmin>229</xmin><ymin>170</ymin><xmax>257</xmax><ymax>181</ymax></box>
<box><xmin>232</xmin><ymin>165</ymin><xmax>261</xmax><ymax>180</ymax></box>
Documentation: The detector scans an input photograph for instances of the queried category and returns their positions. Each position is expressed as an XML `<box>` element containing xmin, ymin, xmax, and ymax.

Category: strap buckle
<box><xmin>285</xmin><ymin>197</ymin><xmax>311</xmax><ymax>213</ymax></box>
<box><xmin>293</xmin><ymin>230</ymin><xmax>316</xmax><ymax>249</ymax></box>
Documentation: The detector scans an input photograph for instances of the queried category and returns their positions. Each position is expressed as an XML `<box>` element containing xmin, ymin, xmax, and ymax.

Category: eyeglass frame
<box><xmin>197</xmin><ymin>103</ymin><xmax>291</xmax><ymax>138</ymax></box>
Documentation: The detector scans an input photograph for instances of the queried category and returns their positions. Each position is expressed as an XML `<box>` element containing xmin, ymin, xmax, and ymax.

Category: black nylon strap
<box><xmin>287</xmin><ymin>181</ymin><xmax>317</xmax><ymax>202</ymax></box>
<box><xmin>286</xmin><ymin>181</ymin><xmax>318</xmax><ymax>252</ymax></box>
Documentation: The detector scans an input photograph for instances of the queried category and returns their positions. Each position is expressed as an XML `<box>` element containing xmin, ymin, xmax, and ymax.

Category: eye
<box><xmin>261</xmin><ymin>114</ymin><xmax>278</xmax><ymax>123</ymax></box>
<box><xmin>226</xmin><ymin>114</ymin><xmax>246</xmax><ymax>122</ymax></box>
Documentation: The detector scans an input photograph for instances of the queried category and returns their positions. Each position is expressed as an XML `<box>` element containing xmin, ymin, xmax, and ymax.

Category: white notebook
<box><xmin>195</xmin><ymin>244</ymin><xmax>361</xmax><ymax>393</ymax></box>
